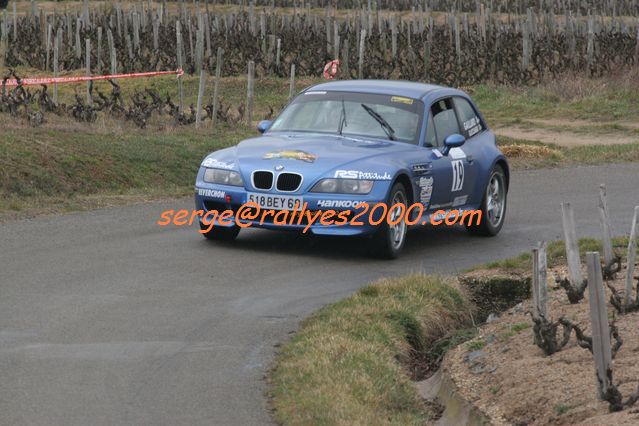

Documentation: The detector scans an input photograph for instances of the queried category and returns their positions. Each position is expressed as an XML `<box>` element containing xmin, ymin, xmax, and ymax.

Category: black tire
<box><xmin>370</xmin><ymin>182</ymin><xmax>409</xmax><ymax>259</ymax></box>
<box><xmin>466</xmin><ymin>164</ymin><xmax>507</xmax><ymax>236</ymax></box>
<box><xmin>199</xmin><ymin>221</ymin><xmax>240</xmax><ymax>241</ymax></box>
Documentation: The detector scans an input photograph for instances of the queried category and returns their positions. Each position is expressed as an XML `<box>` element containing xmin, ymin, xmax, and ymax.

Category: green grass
<box><xmin>500</xmin><ymin>322</ymin><xmax>531</xmax><ymax>339</ymax></box>
<box><xmin>466</xmin><ymin>339</ymin><xmax>486</xmax><ymax>351</ymax></box>
<box><xmin>0</xmin><ymin>124</ymin><xmax>253</xmax><ymax>216</ymax></box>
<box><xmin>554</xmin><ymin>403</ymin><xmax>579</xmax><ymax>416</ymax></box>
<box><xmin>473</xmin><ymin>74</ymin><xmax>639</xmax><ymax>124</ymax></box>
<box><xmin>511</xmin><ymin>322</ymin><xmax>530</xmax><ymax>332</ymax></box>
<box><xmin>268</xmin><ymin>236</ymin><xmax>636</xmax><ymax>425</ymax></box>
<box><xmin>426</xmin><ymin>327</ymin><xmax>478</xmax><ymax>363</ymax></box>
<box><xmin>470</xmin><ymin>237</ymin><xmax>632</xmax><ymax>273</ymax></box>
<box><xmin>269</xmin><ymin>274</ymin><xmax>473</xmax><ymax>426</ymax></box>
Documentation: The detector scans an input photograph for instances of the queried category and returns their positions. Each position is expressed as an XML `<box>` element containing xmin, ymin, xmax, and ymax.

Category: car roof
<box><xmin>307</xmin><ymin>80</ymin><xmax>447</xmax><ymax>99</ymax></box>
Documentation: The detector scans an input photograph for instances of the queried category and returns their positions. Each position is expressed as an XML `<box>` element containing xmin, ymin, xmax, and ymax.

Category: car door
<box><xmin>451</xmin><ymin>96</ymin><xmax>485</xmax><ymax>207</ymax></box>
<box><xmin>413</xmin><ymin>109</ymin><xmax>451</xmax><ymax>212</ymax></box>
<box><xmin>421</xmin><ymin>97</ymin><xmax>472</xmax><ymax>211</ymax></box>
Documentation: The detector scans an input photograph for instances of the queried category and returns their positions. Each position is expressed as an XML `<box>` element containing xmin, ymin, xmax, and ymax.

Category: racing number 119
<box><xmin>451</xmin><ymin>160</ymin><xmax>464</xmax><ymax>192</ymax></box>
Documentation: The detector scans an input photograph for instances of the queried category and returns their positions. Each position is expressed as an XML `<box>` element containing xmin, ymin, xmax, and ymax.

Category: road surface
<box><xmin>1</xmin><ymin>163</ymin><xmax>638</xmax><ymax>425</ymax></box>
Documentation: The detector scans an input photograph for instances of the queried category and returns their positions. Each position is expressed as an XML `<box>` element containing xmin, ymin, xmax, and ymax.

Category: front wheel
<box><xmin>370</xmin><ymin>182</ymin><xmax>409</xmax><ymax>259</ymax></box>
<box><xmin>199</xmin><ymin>221</ymin><xmax>241</xmax><ymax>241</ymax></box>
<box><xmin>466</xmin><ymin>164</ymin><xmax>507</xmax><ymax>236</ymax></box>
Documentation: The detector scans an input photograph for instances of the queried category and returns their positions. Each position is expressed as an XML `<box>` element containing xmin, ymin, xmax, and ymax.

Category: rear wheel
<box><xmin>199</xmin><ymin>221</ymin><xmax>240</xmax><ymax>241</ymax></box>
<box><xmin>370</xmin><ymin>182</ymin><xmax>408</xmax><ymax>259</ymax></box>
<box><xmin>466</xmin><ymin>164</ymin><xmax>507</xmax><ymax>236</ymax></box>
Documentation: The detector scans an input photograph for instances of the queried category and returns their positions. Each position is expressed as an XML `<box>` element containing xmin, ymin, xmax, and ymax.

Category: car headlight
<box><xmin>310</xmin><ymin>178</ymin><xmax>374</xmax><ymax>194</ymax></box>
<box><xmin>203</xmin><ymin>168</ymin><xmax>244</xmax><ymax>186</ymax></box>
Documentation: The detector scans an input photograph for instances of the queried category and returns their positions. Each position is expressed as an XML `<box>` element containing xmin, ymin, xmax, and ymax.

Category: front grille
<box><xmin>253</xmin><ymin>171</ymin><xmax>273</xmax><ymax>190</ymax></box>
<box><xmin>276</xmin><ymin>173</ymin><xmax>302</xmax><ymax>192</ymax></box>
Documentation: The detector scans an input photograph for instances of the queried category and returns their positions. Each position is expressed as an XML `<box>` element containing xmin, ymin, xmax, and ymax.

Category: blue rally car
<box><xmin>194</xmin><ymin>80</ymin><xmax>508</xmax><ymax>258</ymax></box>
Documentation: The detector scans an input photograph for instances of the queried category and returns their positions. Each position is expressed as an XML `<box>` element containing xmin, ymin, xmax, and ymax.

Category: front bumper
<box><xmin>194</xmin><ymin>183</ymin><xmax>389</xmax><ymax>236</ymax></box>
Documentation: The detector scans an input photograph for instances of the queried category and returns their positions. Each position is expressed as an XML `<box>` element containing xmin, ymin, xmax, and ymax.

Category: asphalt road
<box><xmin>1</xmin><ymin>163</ymin><xmax>639</xmax><ymax>425</ymax></box>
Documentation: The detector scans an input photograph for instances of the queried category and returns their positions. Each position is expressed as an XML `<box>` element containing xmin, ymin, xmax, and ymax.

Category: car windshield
<box><xmin>268</xmin><ymin>91</ymin><xmax>424</xmax><ymax>144</ymax></box>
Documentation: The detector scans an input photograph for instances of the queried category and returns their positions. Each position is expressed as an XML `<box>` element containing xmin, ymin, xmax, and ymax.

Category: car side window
<box><xmin>431</xmin><ymin>98</ymin><xmax>461</xmax><ymax>146</ymax></box>
<box><xmin>454</xmin><ymin>97</ymin><xmax>483</xmax><ymax>138</ymax></box>
<box><xmin>424</xmin><ymin>112</ymin><xmax>436</xmax><ymax>147</ymax></box>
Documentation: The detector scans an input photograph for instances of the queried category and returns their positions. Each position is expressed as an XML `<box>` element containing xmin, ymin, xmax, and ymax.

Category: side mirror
<box><xmin>441</xmin><ymin>133</ymin><xmax>465</xmax><ymax>155</ymax></box>
<box><xmin>257</xmin><ymin>120</ymin><xmax>272</xmax><ymax>134</ymax></box>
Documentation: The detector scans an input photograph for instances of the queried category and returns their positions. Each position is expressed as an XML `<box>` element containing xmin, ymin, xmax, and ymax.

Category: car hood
<box><xmin>203</xmin><ymin>133</ymin><xmax>417</xmax><ymax>192</ymax></box>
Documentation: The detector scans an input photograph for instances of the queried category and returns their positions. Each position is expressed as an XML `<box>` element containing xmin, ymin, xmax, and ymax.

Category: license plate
<box><xmin>246</xmin><ymin>193</ymin><xmax>303</xmax><ymax>211</ymax></box>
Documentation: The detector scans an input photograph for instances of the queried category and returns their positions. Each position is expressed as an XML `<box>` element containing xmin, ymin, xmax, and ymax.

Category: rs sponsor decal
<box><xmin>197</xmin><ymin>188</ymin><xmax>226</xmax><ymax>198</ymax></box>
<box><xmin>317</xmin><ymin>200</ymin><xmax>363</xmax><ymax>208</ymax></box>
<box><xmin>451</xmin><ymin>160</ymin><xmax>464</xmax><ymax>192</ymax></box>
<box><xmin>334</xmin><ymin>170</ymin><xmax>392</xmax><ymax>180</ymax></box>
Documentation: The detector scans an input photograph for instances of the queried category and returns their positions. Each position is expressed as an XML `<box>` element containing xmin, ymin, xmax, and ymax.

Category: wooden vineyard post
<box><xmin>176</xmin><ymin>20</ymin><xmax>184</xmax><ymax>113</ymax></box>
<box><xmin>586</xmin><ymin>252</ymin><xmax>613</xmax><ymax>400</ymax></box>
<box><xmin>358</xmin><ymin>29</ymin><xmax>366</xmax><ymax>79</ymax></box>
<box><xmin>276</xmin><ymin>38</ymin><xmax>281</xmax><ymax>68</ymax></box>
<box><xmin>0</xmin><ymin>11</ymin><xmax>6</xmax><ymax>69</ymax></box>
<box><xmin>454</xmin><ymin>15</ymin><xmax>461</xmax><ymax>64</ymax></box>
<box><xmin>599</xmin><ymin>184</ymin><xmax>618</xmax><ymax>275</ymax></box>
<box><xmin>45</xmin><ymin>23</ymin><xmax>52</xmax><ymax>71</ymax></box>
<box><xmin>246</xmin><ymin>60</ymin><xmax>254</xmax><ymax>127</ymax></box>
<box><xmin>390</xmin><ymin>14</ymin><xmax>397</xmax><ymax>59</ymax></box>
<box><xmin>522</xmin><ymin>22</ymin><xmax>530</xmax><ymax>70</ymax></box>
<box><xmin>532</xmin><ymin>242</ymin><xmax>549</xmax><ymax>320</ymax></box>
<box><xmin>288</xmin><ymin>63</ymin><xmax>295</xmax><ymax>100</ymax></box>
<box><xmin>53</xmin><ymin>29</ymin><xmax>60</xmax><ymax>103</ymax></box>
<box><xmin>195</xmin><ymin>68</ymin><xmax>206</xmax><ymax>129</ymax></box>
<box><xmin>12</xmin><ymin>2</ymin><xmax>16</xmax><ymax>42</ymax></box>
<box><xmin>624</xmin><ymin>206</ymin><xmax>639</xmax><ymax>310</ymax></box>
<box><xmin>211</xmin><ymin>47</ymin><xmax>223</xmax><ymax>128</ymax></box>
<box><xmin>75</xmin><ymin>18</ymin><xmax>82</xmax><ymax>60</ymax></box>
<box><xmin>587</xmin><ymin>15</ymin><xmax>594</xmax><ymax>75</ymax></box>
<box><xmin>562</xmin><ymin>202</ymin><xmax>584</xmax><ymax>287</ymax></box>
<box><xmin>108</xmin><ymin>28</ymin><xmax>117</xmax><ymax>75</ymax></box>
<box><xmin>333</xmin><ymin>21</ymin><xmax>340</xmax><ymax>61</ymax></box>
<box><xmin>97</xmin><ymin>27</ymin><xmax>103</xmax><ymax>72</ymax></box>
<box><xmin>341</xmin><ymin>39</ymin><xmax>350</xmax><ymax>78</ymax></box>
<box><xmin>85</xmin><ymin>38</ymin><xmax>91</xmax><ymax>105</ymax></box>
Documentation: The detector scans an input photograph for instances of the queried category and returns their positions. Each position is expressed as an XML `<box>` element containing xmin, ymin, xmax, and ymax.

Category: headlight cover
<box><xmin>203</xmin><ymin>168</ymin><xmax>244</xmax><ymax>186</ymax></box>
<box><xmin>310</xmin><ymin>178</ymin><xmax>374</xmax><ymax>194</ymax></box>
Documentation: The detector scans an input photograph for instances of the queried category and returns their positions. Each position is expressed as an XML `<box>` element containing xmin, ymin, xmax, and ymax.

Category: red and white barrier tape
<box><xmin>2</xmin><ymin>68</ymin><xmax>184</xmax><ymax>87</ymax></box>
<box><xmin>322</xmin><ymin>59</ymin><xmax>340</xmax><ymax>80</ymax></box>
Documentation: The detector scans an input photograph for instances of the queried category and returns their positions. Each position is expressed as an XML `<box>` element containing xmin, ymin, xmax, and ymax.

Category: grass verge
<box><xmin>497</xmin><ymin>136</ymin><xmax>639</xmax><ymax>169</ymax></box>
<box><xmin>269</xmin><ymin>274</ymin><xmax>473</xmax><ymax>425</ymax></box>
<box><xmin>470</xmin><ymin>236</ymin><xmax>631</xmax><ymax>273</ymax></box>
<box><xmin>269</xmin><ymin>236</ymin><xmax>638</xmax><ymax>425</ymax></box>
<box><xmin>0</xmin><ymin>124</ymin><xmax>252</xmax><ymax>218</ymax></box>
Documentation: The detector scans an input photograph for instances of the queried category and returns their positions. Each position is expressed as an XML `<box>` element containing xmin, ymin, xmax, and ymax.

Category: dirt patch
<box><xmin>496</xmin><ymin>125</ymin><xmax>639</xmax><ymax>147</ymax></box>
<box><xmin>531</xmin><ymin>118</ymin><xmax>639</xmax><ymax>130</ymax></box>
<box><xmin>499</xmin><ymin>144</ymin><xmax>563</xmax><ymax>159</ymax></box>
<box><xmin>443</xmin><ymin>264</ymin><xmax>639</xmax><ymax>425</ymax></box>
